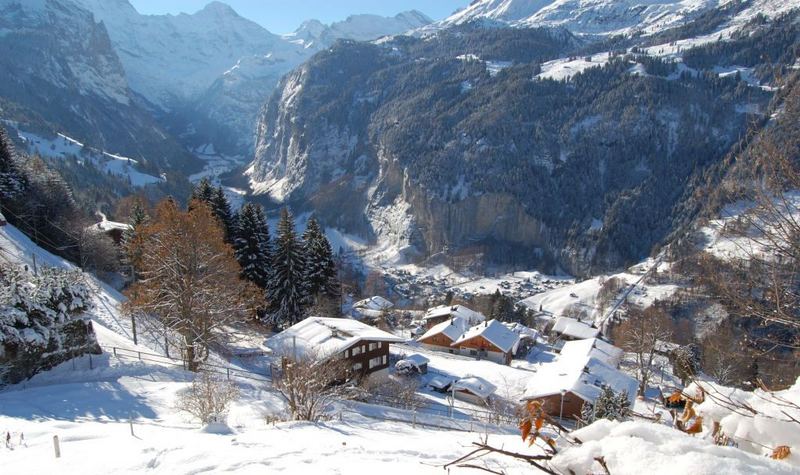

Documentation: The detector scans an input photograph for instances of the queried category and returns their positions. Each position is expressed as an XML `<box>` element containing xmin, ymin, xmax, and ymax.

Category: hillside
<box><xmin>249</xmin><ymin>4</ymin><xmax>797</xmax><ymax>274</ymax></box>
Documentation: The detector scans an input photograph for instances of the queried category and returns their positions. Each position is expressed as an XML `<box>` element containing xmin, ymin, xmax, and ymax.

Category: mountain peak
<box><xmin>197</xmin><ymin>1</ymin><xmax>238</xmax><ymax>17</ymax></box>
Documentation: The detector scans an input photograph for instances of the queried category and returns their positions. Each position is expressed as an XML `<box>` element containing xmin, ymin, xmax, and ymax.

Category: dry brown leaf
<box><xmin>520</xmin><ymin>418</ymin><xmax>532</xmax><ymax>442</ymax></box>
<box><xmin>686</xmin><ymin>417</ymin><xmax>703</xmax><ymax>434</ymax></box>
<box><xmin>535</xmin><ymin>416</ymin><xmax>544</xmax><ymax>431</ymax></box>
<box><xmin>772</xmin><ymin>446</ymin><xmax>791</xmax><ymax>460</ymax></box>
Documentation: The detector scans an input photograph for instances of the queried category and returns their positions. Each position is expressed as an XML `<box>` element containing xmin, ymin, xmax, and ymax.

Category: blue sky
<box><xmin>128</xmin><ymin>1</ymin><xmax>469</xmax><ymax>34</ymax></box>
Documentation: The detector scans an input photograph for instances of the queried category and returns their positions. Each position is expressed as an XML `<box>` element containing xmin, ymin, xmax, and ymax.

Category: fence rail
<box><xmin>101</xmin><ymin>346</ymin><xmax>271</xmax><ymax>383</ymax></box>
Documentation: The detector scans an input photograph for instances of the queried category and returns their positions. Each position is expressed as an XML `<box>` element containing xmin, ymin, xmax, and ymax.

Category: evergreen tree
<box><xmin>211</xmin><ymin>186</ymin><xmax>235</xmax><ymax>242</ymax></box>
<box><xmin>234</xmin><ymin>203</ymin><xmax>272</xmax><ymax>289</ymax></box>
<box><xmin>302</xmin><ymin>216</ymin><xmax>340</xmax><ymax>305</ymax></box>
<box><xmin>190</xmin><ymin>179</ymin><xmax>235</xmax><ymax>242</ymax></box>
<box><xmin>267</xmin><ymin>208</ymin><xmax>307</xmax><ymax>327</ymax></box>
<box><xmin>0</xmin><ymin>127</ymin><xmax>27</xmax><ymax>201</ymax></box>
<box><xmin>581</xmin><ymin>387</ymin><xmax>631</xmax><ymax>425</ymax></box>
<box><xmin>190</xmin><ymin>177</ymin><xmax>215</xmax><ymax>204</ymax></box>
<box><xmin>122</xmin><ymin>199</ymin><xmax>149</xmax><ymax>277</ymax></box>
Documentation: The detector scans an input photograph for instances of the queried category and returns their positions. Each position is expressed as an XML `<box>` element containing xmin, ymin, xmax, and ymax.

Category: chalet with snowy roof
<box><xmin>522</xmin><ymin>339</ymin><xmax>636</xmax><ymax>421</ymax></box>
<box><xmin>452</xmin><ymin>376</ymin><xmax>497</xmax><ymax>406</ymax></box>
<box><xmin>85</xmin><ymin>219</ymin><xmax>132</xmax><ymax>245</ymax></box>
<box><xmin>451</xmin><ymin>319</ymin><xmax>519</xmax><ymax>364</ymax></box>
<box><xmin>416</xmin><ymin>316</ymin><xmax>471</xmax><ymax>354</ymax></box>
<box><xmin>504</xmin><ymin>322</ymin><xmax>540</xmax><ymax>356</ymax></box>
<box><xmin>551</xmin><ymin>316</ymin><xmax>600</xmax><ymax>342</ymax></box>
<box><xmin>352</xmin><ymin>296</ymin><xmax>394</xmax><ymax>320</ymax></box>
<box><xmin>423</xmin><ymin>304</ymin><xmax>485</xmax><ymax>328</ymax></box>
<box><xmin>266</xmin><ymin>317</ymin><xmax>405</xmax><ymax>379</ymax></box>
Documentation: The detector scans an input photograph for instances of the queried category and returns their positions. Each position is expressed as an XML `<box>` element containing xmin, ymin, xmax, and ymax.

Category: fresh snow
<box><xmin>11</xmin><ymin>127</ymin><xmax>163</xmax><ymax>187</ymax></box>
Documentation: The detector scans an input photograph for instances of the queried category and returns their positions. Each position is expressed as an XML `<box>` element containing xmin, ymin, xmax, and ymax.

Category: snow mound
<box><xmin>552</xmin><ymin>420</ymin><xmax>797</xmax><ymax>475</ymax></box>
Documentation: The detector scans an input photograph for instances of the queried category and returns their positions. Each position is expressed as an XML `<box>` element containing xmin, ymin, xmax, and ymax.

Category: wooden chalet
<box><xmin>451</xmin><ymin>319</ymin><xmax>519</xmax><ymax>365</ymax></box>
<box><xmin>267</xmin><ymin>317</ymin><xmax>405</xmax><ymax>379</ymax></box>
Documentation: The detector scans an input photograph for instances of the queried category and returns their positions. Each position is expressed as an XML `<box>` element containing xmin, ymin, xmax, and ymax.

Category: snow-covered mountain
<box><xmin>71</xmin><ymin>0</ymin><xmax>433</xmax><ymax>155</ymax></box>
<box><xmin>0</xmin><ymin>0</ymin><xmax>196</xmax><ymax>172</ymax></box>
<box><xmin>71</xmin><ymin>0</ymin><xmax>292</xmax><ymax>108</ymax></box>
<box><xmin>439</xmin><ymin>0</ymin><xmax>725</xmax><ymax>35</ymax></box>
<box><xmin>287</xmin><ymin>11</ymin><xmax>433</xmax><ymax>48</ymax></box>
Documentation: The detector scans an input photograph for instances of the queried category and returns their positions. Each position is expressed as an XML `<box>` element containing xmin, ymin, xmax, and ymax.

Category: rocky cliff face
<box><xmin>0</xmin><ymin>0</ymin><xmax>196</xmax><ymax>172</ymax></box>
<box><xmin>249</xmin><ymin>18</ymin><xmax>782</xmax><ymax>273</ymax></box>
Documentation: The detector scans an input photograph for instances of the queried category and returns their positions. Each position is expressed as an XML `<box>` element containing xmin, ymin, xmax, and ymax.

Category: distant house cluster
<box><xmin>268</xmin><ymin>300</ymin><xmax>636</xmax><ymax>422</ymax></box>
<box><xmin>416</xmin><ymin>305</ymin><xmax>537</xmax><ymax>365</ymax></box>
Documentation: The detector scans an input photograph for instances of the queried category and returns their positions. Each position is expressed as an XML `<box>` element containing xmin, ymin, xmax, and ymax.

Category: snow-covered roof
<box><xmin>523</xmin><ymin>336</ymin><xmax>637</xmax><ymax>406</ymax></box>
<box><xmin>428</xmin><ymin>376</ymin><xmax>454</xmax><ymax>390</ymax></box>
<box><xmin>451</xmin><ymin>319</ymin><xmax>519</xmax><ymax>354</ymax></box>
<box><xmin>423</xmin><ymin>305</ymin><xmax>485</xmax><ymax>325</ymax></box>
<box><xmin>266</xmin><ymin>317</ymin><xmax>404</xmax><ymax>360</ymax></box>
<box><xmin>552</xmin><ymin>317</ymin><xmax>600</xmax><ymax>340</ymax></box>
<box><xmin>504</xmin><ymin>321</ymin><xmax>539</xmax><ymax>340</ymax></box>
<box><xmin>397</xmin><ymin>354</ymin><xmax>429</xmax><ymax>370</ymax></box>
<box><xmin>353</xmin><ymin>296</ymin><xmax>394</xmax><ymax>311</ymax></box>
<box><xmin>453</xmin><ymin>376</ymin><xmax>497</xmax><ymax>399</ymax></box>
<box><xmin>559</xmin><ymin>338</ymin><xmax>623</xmax><ymax>367</ymax></box>
<box><xmin>416</xmin><ymin>316</ymin><xmax>471</xmax><ymax>343</ymax></box>
<box><xmin>0</xmin><ymin>210</ymin><xmax>6</xmax><ymax>225</ymax></box>
<box><xmin>86</xmin><ymin>220</ymin><xmax>132</xmax><ymax>233</ymax></box>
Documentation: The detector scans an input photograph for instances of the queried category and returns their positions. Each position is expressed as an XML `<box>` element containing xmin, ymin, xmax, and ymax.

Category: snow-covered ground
<box><xmin>6</xmin><ymin>125</ymin><xmax>164</xmax><ymax>187</ymax></box>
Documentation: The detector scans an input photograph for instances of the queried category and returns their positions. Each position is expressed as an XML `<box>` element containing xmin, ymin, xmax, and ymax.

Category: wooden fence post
<box><xmin>53</xmin><ymin>435</ymin><xmax>60</xmax><ymax>458</ymax></box>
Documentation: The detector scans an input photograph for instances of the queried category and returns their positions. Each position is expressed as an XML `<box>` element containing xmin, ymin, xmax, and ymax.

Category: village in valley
<box><xmin>3</xmin><ymin>0</ymin><xmax>800</xmax><ymax>472</ymax></box>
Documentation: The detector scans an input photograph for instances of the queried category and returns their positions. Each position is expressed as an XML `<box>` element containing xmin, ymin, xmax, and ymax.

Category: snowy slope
<box><xmin>436</xmin><ymin>0</ymin><xmax>798</xmax><ymax>37</ymax></box>
<box><xmin>0</xmin><ymin>224</ymin><xmax>151</xmax><ymax>353</ymax></box>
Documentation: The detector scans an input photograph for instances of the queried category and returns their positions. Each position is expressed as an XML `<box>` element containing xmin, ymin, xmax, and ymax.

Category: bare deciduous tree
<box><xmin>614</xmin><ymin>305</ymin><xmax>674</xmax><ymax>396</ymax></box>
<box><xmin>176</xmin><ymin>372</ymin><xmax>239</xmax><ymax>424</ymax></box>
<box><xmin>273</xmin><ymin>355</ymin><xmax>351</xmax><ymax>421</ymax></box>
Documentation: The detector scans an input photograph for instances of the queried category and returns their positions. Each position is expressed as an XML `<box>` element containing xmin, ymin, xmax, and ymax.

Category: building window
<box><xmin>344</xmin><ymin>349</ymin><xmax>349</xmax><ymax>358</ymax></box>
<box><xmin>368</xmin><ymin>356</ymin><xmax>382</xmax><ymax>369</ymax></box>
<box><xmin>369</xmin><ymin>342</ymin><xmax>378</xmax><ymax>351</ymax></box>
<box><xmin>382</xmin><ymin>355</ymin><xmax>387</xmax><ymax>365</ymax></box>
<box><xmin>352</xmin><ymin>362</ymin><xmax>363</xmax><ymax>371</ymax></box>
<box><xmin>352</xmin><ymin>346</ymin><xmax>362</xmax><ymax>356</ymax></box>
<box><xmin>470</xmin><ymin>350</ymin><xmax>478</xmax><ymax>356</ymax></box>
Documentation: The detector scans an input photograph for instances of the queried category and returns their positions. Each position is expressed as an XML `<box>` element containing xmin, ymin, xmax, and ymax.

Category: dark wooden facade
<box><xmin>341</xmin><ymin>339</ymin><xmax>391</xmax><ymax>378</ymax></box>
<box><xmin>535</xmin><ymin>391</ymin><xmax>585</xmax><ymax>421</ymax></box>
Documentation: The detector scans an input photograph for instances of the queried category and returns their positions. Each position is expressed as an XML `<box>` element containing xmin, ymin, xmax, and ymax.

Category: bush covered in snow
<box><xmin>687</xmin><ymin>378</ymin><xmax>800</xmax><ymax>466</ymax></box>
<box><xmin>0</xmin><ymin>264</ymin><xmax>99</xmax><ymax>385</ymax></box>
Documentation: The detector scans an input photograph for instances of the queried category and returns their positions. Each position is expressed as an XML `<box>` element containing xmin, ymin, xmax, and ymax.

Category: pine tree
<box><xmin>190</xmin><ymin>179</ymin><xmax>235</xmax><ymax>242</ymax></box>
<box><xmin>122</xmin><ymin>199</ymin><xmax>149</xmax><ymax>277</ymax></box>
<box><xmin>581</xmin><ymin>387</ymin><xmax>631</xmax><ymax>425</ymax></box>
<box><xmin>302</xmin><ymin>216</ymin><xmax>340</xmax><ymax>306</ymax></box>
<box><xmin>211</xmin><ymin>186</ymin><xmax>235</xmax><ymax>242</ymax></box>
<box><xmin>234</xmin><ymin>203</ymin><xmax>272</xmax><ymax>289</ymax></box>
<box><xmin>267</xmin><ymin>208</ymin><xmax>307</xmax><ymax>327</ymax></box>
<box><xmin>0</xmin><ymin>127</ymin><xmax>27</xmax><ymax>201</ymax></box>
<box><xmin>190</xmin><ymin>177</ymin><xmax>215</xmax><ymax>204</ymax></box>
